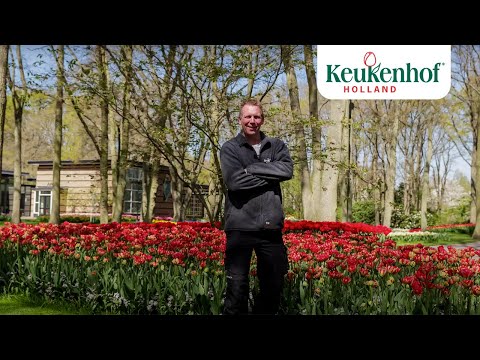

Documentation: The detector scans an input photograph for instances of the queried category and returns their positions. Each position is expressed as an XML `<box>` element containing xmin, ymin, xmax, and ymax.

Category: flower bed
<box><xmin>410</xmin><ymin>223</ymin><xmax>475</xmax><ymax>235</ymax></box>
<box><xmin>386</xmin><ymin>229</ymin><xmax>449</xmax><ymax>243</ymax></box>
<box><xmin>0</xmin><ymin>220</ymin><xmax>479</xmax><ymax>314</ymax></box>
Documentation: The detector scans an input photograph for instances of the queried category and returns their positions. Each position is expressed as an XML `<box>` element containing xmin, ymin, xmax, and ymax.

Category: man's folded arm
<box><xmin>220</xmin><ymin>144</ymin><xmax>269</xmax><ymax>191</ymax></box>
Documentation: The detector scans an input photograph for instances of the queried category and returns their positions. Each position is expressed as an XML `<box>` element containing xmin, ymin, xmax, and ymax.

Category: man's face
<box><xmin>239</xmin><ymin>104</ymin><xmax>264</xmax><ymax>137</ymax></box>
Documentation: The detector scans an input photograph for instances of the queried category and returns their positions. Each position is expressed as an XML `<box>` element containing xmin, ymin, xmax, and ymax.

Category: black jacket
<box><xmin>220</xmin><ymin>131</ymin><xmax>293</xmax><ymax>231</ymax></box>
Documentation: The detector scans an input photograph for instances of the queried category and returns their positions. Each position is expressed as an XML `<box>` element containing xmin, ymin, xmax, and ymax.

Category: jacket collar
<box><xmin>235</xmin><ymin>131</ymin><xmax>269</xmax><ymax>147</ymax></box>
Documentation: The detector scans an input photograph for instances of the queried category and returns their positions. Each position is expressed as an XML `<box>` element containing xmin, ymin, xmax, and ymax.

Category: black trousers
<box><xmin>223</xmin><ymin>230</ymin><xmax>289</xmax><ymax>315</ymax></box>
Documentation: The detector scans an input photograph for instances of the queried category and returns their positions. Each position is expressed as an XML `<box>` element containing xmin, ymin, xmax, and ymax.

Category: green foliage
<box><xmin>393</xmin><ymin>232</ymin><xmax>473</xmax><ymax>246</ymax></box>
<box><xmin>390</xmin><ymin>206</ymin><xmax>434</xmax><ymax>229</ymax></box>
<box><xmin>35</xmin><ymin>215</ymin><xmax>138</xmax><ymax>224</ymax></box>
<box><xmin>281</xmin><ymin>177</ymin><xmax>302</xmax><ymax>219</ymax></box>
<box><xmin>387</xmin><ymin>232</ymin><xmax>449</xmax><ymax>244</ymax></box>
<box><xmin>352</xmin><ymin>200</ymin><xmax>376</xmax><ymax>224</ymax></box>
<box><xmin>454</xmin><ymin>172</ymin><xmax>470</xmax><ymax>193</ymax></box>
<box><xmin>394</xmin><ymin>183</ymin><xmax>405</xmax><ymax>205</ymax></box>
<box><xmin>430</xmin><ymin>197</ymin><xmax>471</xmax><ymax>226</ymax></box>
<box><xmin>429</xmin><ymin>226</ymin><xmax>475</xmax><ymax>236</ymax></box>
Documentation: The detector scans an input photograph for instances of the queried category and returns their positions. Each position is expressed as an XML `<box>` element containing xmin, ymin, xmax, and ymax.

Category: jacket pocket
<box><xmin>261</xmin><ymin>191</ymin><xmax>284</xmax><ymax>229</ymax></box>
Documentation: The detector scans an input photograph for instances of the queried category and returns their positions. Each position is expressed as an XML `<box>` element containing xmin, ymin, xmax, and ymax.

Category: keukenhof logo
<box><xmin>317</xmin><ymin>45</ymin><xmax>451</xmax><ymax>100</ymax></box>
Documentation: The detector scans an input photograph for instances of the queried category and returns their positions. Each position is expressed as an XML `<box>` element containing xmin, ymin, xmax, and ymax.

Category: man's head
<box><xmin>239</xmin><ymin>98</ymin><xmax>264</xmax><ymax>139</ymax></box>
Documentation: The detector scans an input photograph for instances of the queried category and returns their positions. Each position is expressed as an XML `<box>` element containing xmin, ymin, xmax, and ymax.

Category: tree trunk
<box><xmin>112</xmin><ymin>45</ymin><xmax>133</xmax><ymax>222</ymax></box>
<box><xmin>339</xmin><ymin>100</ymin><xmax>353</xmax><ymax>221</ymax></box>
<box><xmin>420</xmin><ymin>118</ymin><xmax>433</xmax><ymax>230</ymax></box>
<box><xmin>471</xmin><ymin>151</ymin><xmax>477</xmax><ymax>223</ymax></box>
<box><xmin>383</xmin><ymin>108</ymin><xmax>399</xmax><ymax>228</ymax></box>
<box><xmin>170</xmin><ymin>164</ymin><xmax>190</xmax><ymax>221</ymax></box>
<box><xmin>474</xmin><ymin>111</ymin><xmax>480</xmax><ymax>239</ymax></box>
<box><xmin>345</xmin><ymin>101</ymin><xmax>353</xmax><ymax>221</ymax></box>
<box><xmin>402</xmin><ymin>151</ymin><xmax>410</xmax><ymax>215</ymax></box>
<box><xmin>96</xmin><ymin>46</ymin><xmax>109</xmax><ymax>224</ymax></box>
<box><xmin>282</xmin><ymin>45</ymin><xmax>310</xmax><ymax>218</ymax></box>
<box><xmin>413</xmin><ymin>126</ymin><xmax>424</xmax><ymax>211</ymax></box>
<box><xmin>141</xmin><ymin>161</ymin><xmax>160</xmax><ymax>223</ymax></box>
<box><xmin>0</xmin><ymin>46</ymin><xmax>8</xmax><ymax>210</ymax></box>
<box><xmin>9</xmin><ymin>47</ymin><xmax>27</xmax><ymax>224</ymax></box>
<box><xmin>339</xmin><ymin>121</ymin><xmax>348</xmax><ymax>222</ymax></box>
<box><xmin>320</xmin><ymin>100</ymin><xmax>344</xmax><ymax>221</ymax></box>
<box><xmin>108</xmin><ymin>71</ymin><xmax>118</xmax><ymax>218</ymax></box>
<box><xmin>304</xmin><ymin>45</ymin><xmax>323</xmax><ymax>220</ymax></box>
<box><xmin>372</xmin><ymin>140</ymin><xmax>381</xmax><ymax>225</ymax></box>
<box><xmin>50</xmin><ymin>45</ymin><xmax>64</xmax><ymax>224</ymax></box>
<box><xmin>12</xmin><ymin>109</ymin><xmax>22</xmax><ymax>223</ymax></box>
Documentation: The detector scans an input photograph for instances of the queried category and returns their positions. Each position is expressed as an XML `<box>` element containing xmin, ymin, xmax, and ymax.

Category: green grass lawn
<box><xmin>395</xmin><ymin>232</ymin><xmax>476</xmax><ymax>247</ymax></box>
<box><xmin>0</xmin><ymin>219</ymin><xmax>40</xmax><ymax>227</ymax></box>
<box><xmin>0</xmin><ymin>294</ymin><xmax>89</xmax><ymax>315</ymax></box>
<box><xmin>439</xmin><ymin>233</ymin><xmax>477</xmax><ymax>245</ymax></box>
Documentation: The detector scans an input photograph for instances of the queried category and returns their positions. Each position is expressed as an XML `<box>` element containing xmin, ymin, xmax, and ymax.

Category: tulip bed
<box><xmin>0</xmin><ymin>220</ymin><xmax>479</xmax><ymax>314</ymax></box>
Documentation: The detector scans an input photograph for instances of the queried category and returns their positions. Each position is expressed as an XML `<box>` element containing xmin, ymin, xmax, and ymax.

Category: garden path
<box><xmin>437</xmin><ymin>242</ymin><xmax>480</xmax><ymax>250</ymax></box>
<box><xmin>429</xmin><ymin>242</ymin><xmax>480</xmax><ymax>260</ymax></box>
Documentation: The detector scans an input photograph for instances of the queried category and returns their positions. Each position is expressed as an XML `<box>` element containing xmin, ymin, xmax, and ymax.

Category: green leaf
<box><xmin>421</xmin><ymin>302</ymin><xmax>428</xmax><ymax>315</ymax></box>
<box><xmin>394</xmin><ymin>289</ymin><xmax>405</xmax><ymax>302</ymax></box>
<box><xmin>124</xmin><ymin>276</ymin><xmax>134</xmax><ymax>291</ymax></box>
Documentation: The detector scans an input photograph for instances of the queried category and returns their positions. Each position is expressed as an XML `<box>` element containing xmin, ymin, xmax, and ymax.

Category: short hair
<box><xmin>239</xmin><ymin>98</ymin><xmax>264</xmax><ymax>119</ymax></box>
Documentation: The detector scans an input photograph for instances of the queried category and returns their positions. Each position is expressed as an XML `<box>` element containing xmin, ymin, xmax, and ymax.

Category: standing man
<box><xmin>220</xmin><ymin>98</ymin><xmax>293</xmax><ymax>315</ymax></box>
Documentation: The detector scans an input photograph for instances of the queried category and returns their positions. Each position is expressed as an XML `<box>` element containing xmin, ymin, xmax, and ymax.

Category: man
<box><xmin>220</xmin><ymin>98</ymin><xmax>293</xmax><ymax>315</ymax></box>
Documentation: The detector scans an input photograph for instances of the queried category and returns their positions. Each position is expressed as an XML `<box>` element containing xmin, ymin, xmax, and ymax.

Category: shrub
<box><xmin>430</xmin><ymin>197</ymin><xmax>471</xmax><ymax>226</ymax></box>
<box><xmin>352</xmin><ymin>200</ymin><xmax>376</xmax><ymax>224</ymax></box>
<box><xmin>35</xmin><ymin>214</ymin><xmax>139</xmax><ymax>224</ymax></box>
<box><xmin>390</xmin><ymin>206</ymin><xmax>434</xmax><ymax>229</ymax></box>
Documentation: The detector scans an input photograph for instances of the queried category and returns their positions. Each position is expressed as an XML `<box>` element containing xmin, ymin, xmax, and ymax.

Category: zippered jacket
<box><xmin>220</xmin><ymin>131</ymin><xmax>293</xmax><ymax>231</ymax></box>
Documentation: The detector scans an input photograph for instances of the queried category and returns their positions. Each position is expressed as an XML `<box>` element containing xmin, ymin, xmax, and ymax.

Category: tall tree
<box><xmin>281</xmin><ymin>45</ymin><xmax>309</xmax><ymax>218</ymax></box>
<box><xmin>321</xmin><ymin>100</ymin><xmax>345</xmax><ymax>220</ymax></box>
<box><xmin>431</xmin><ymin>129</ymin><xmax>456</xmax><ymax>212</ymax></box>
<box><xmin>303</xmin><ymin>45</ymin><xmax>323</xmax><ymax>220</ymax></box>
<box><xmin>49</xmin><ymin>45</ymin><xmax>65</xmax><ymax>224</ymax></box>
<box><xmin>475</xmin><ymin>115</ymin><xmax>480</xmax><ymax>239</ymax></box>
<box><xmin>7</xmin><ymin>46</ymin><xmax>28</xmax><ymax>223</ymax></box>
<box><xmin>398</xmin><ymin>103</ymin><xmax>425</xmax><ymax>215</ymax></box>
<box><xmin>451</xmin><ymin>45</ymin><xmax>480</xmax><ymax>224</ymax></box>
<box><xmin>363</xmin><ymin>100</ymin><xmax>400</xmax><ymax>227</ymax></box>
<box><xmin>339</xmin><ymin>100</ymin><xmax>354</xmax><ymax>221</ymax></box>
<box><xmin>111</xmin><ymin>45</ymin><xmax>133</xmax><ymax>222</ymax></box>
<box><xmin>420</xmin><ymin>110</ymin><xmax>433</xmax><ymax>230</ymax></box>
<box><xmin>382</xmin><ymin>102</ymin><xmax>400</xmax><ymax>227</ymax></box>
<box><xmin>96</xmin><ymin>45</ymin><xmax>109</xmax><ymax>224</ymax></box>
<box><xmin>282</xmin><ymin>45</ymin><xmax>343</xmax><ymax>221</ymax></box>
<box><xmin>0</xmin><ymin>46</ymin><xmax>8</xmax><ymax>207</ymax></box>
<box><xmin>354</xmin><ymin>102</ymin><xmax>384</xmax><ymax>224</ymax></box>
<box><xmin>131</xmin><ymin>45</ymin><xmax>182</xmax><ymax>222</ymax></box>
<box><xmin>107</xmin><ymin>66</ymin><xmax>118</xmax><ymax>220</ymax></box>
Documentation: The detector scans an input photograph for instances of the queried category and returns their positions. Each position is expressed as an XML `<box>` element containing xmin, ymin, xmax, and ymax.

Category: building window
<box><xmin>20</xmin><ymin>188</ymin><xmax>25</xmax><ymax>213</ymax></box>
<box><xmin>0</xmin><ymin>180</ymin><xmax>8</xmax><ymax>214</ymax></box>
<box><xmin>124</xmin><ymin>167</ymin><xmax>143</xmax><ymax>214</ymax></box>
<box><xmin>35</xmin><ymin>191</ymin><xmax>39</xmax><ymax>214</ymax></box>
<box><xmin>186</xmin><ymin>193</ymin><xmax>205</xmax><ymax>219</ymax></box>
<box><xmin>33</xmin><ymin>190</ymin><xmax>52</xmax><ymax>216</ymax></box>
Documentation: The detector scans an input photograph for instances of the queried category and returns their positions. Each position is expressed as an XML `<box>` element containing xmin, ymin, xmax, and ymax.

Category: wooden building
<box><xmin>0</xmin><ymin>170</ymin><xmax>36</xmax><ymax>216</ymax></box>
<box><xmin>27</xmin><ymin>160</ymin><xmax>206</xmax><ymax>220</ymax></box>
